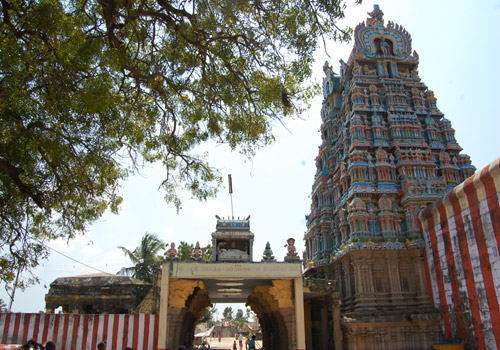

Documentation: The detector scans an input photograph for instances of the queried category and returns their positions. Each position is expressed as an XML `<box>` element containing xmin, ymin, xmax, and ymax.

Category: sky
<box><xmin>3</xmin><ymin>0</ymin><xmax>500</xmax><ymax>314</ymax></box>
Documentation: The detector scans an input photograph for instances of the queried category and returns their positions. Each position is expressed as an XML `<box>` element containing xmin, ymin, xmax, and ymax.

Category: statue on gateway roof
<box><xmin>366</xmin><ymin>4</ymin><xmax>384</xmax><ymax>27</ymax></box>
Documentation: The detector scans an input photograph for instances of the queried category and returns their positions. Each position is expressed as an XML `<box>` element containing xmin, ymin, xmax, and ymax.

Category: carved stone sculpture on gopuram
<box><xmin>190</xmin><ymin>241</ymin><xmax>203</xmax><ymax>261</ymax></box>
<box><xmin>303</xmin><ymin>5</ymin><xmax>475</xmax><ymax>350</ymax></box>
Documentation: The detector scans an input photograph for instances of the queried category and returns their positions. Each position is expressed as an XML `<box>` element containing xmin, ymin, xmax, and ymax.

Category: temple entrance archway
<box><xmin>157</xmin><ymin>261</ymin><xmax>305</xmax><ymax>350</ymax></box>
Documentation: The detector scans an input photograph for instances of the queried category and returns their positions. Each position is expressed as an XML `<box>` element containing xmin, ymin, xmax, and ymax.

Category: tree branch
<box><xmin>0</xmin><ymin>157</ymin><xmax>45</xmax><ymax>208</ymax></box>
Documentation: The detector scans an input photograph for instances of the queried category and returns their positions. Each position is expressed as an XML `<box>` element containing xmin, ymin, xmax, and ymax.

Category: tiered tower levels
<box><xmin>305</xmin><ymin>6</ymin><xmax>475</xmax><ymax>265</ymax></box>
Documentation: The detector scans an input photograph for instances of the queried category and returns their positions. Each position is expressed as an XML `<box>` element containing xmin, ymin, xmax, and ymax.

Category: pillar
<box><xmin>342</xmin><ymin>260</ymin><xmax>351</xmax><ymax>298</ymax></box>
<box><xmin>386</xmin><ymin>253</ymin><xmax>403</xmax><ymax>302</ymax></box>
<box><xmin>412</xmin><ymin>252</ymin><xmax>431</xmax><ymax>304</ymax></box>
<box><xmin>351</xmin><ymin>259</ymin><xmax>364</xmax><ymax>296</ymax></box>
<box><xmin>331</xmin><ymin>293</ymin><xmax>342</xmax><ymax>350</ymax></box>
<box><xmin>304</xmin><ymin>301</ymin><xmax>312</xmax><ymax>350</ymax></box>
<box><xmin>294</xmin><ymin>277</ymin><xmax>306</xmax><ymax>350</ymax></box>
<box><xmin>158</xmin><ymin>262</ymin><xmax>170</xmax><ymax>350</ymax></box>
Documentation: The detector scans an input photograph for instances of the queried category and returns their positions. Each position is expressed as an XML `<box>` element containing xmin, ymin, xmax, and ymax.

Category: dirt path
<box><xmin>201</xmin><ymin>337</ymin><xmax>262</xmax><ymax>350</ymax></box>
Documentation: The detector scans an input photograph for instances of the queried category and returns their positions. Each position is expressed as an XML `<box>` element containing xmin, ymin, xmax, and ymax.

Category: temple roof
<box><xmin>213</xmin><ymin>216</ymin><xmax>254</xmax><ymax>237</ymax></box>
<box><xmin>348</xmin><ymin>5</ymin><xmax>419</xmax><ymax>66</ymax></box>
<box><xmin>215</xmin><ymin>216</ymin><xmax>250</xmax><ymax>229</ymax></box>
<box><xmin>49</xmin><ymin>273</ymin><xmax>148</xmax><ymax>287</ymax></box>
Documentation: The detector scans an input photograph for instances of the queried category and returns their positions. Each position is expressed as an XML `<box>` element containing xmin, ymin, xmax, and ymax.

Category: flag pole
<box><xmin>228</xmin><ymin>174</ymin><xmax>234</xmax><ymax>219</ymax></box>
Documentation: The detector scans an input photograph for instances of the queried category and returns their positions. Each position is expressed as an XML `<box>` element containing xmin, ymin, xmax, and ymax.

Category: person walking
<box><xmin>238</xmin><ymin>334</ymin><xmax>243</xmax><ymax>350</ymax></box>
<box><xmin>45</xmin><ymin>341</ymin><xmax>56</xmax><ymax>350</ymax></box>
<box><xmin>249</xmin><ymin>335</ymin><xmax>256</xmax><ymax>350</ymax></box>
<box><xmin>232</xmin><ymin>340</ymin><xmax>237</xmax><ymax>350</ymax></box>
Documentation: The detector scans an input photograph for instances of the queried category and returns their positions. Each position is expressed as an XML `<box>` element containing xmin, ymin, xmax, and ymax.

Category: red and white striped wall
<box><xmin>0</xmin><ymin>313</ymin><xmax>159</xmax><ymax>350</ymax></box>
<box><xmin>419</xmin><ymin>156</ymin><xmax>500</xmax><ymax>350</ymax></box>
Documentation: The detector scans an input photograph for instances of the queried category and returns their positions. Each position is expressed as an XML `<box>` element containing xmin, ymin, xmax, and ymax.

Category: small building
<box><xmin>45</xmin><ymin>273</ymin><xmax>151</xmax><ymax>314</ymax></box>
<box><xmin>212</xmin><ymin>318</ymin><xmax>238</xmax><ymax>338</ymax></box>
<box><xmin>212</xmin><ymin>217</ymin><xmax>254</xmax><ymax>262</ymax></box>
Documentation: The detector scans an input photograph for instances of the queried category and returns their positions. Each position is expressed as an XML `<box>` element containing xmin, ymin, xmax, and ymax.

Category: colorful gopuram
<box><xmin>303</xmin><ymin>5</ymin><xmax>475</xmax><ymax>349</ymax></box>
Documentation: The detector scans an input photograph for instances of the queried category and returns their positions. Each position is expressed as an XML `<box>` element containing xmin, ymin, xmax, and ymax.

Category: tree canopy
<box><xmin>222</xmin><ymin>306</ymin><xmax>233</xmax><ymax>320</ymax></box>
<box><xmin>233</xmin><ymin>308</ymin><xmax>248</xmax><ymax>330</ymax></box>
<box><xmin>198</xmin><ymin>304</ymin><xmax>217</xmax><ymax>326</ymax></box>
<box><xmin>178</xmin><ymin>241</ymin><xmax>193</xmax><ymax>261</ymax></box>
<box><xmin>0</xmin><ymin>0</ymin><xmax>357</xmax><ymax>287</ymax></box>
<box><xmin>235</xmin><ymin>308</ymin><xmax>244</xmax><ymax>320</ymax></box>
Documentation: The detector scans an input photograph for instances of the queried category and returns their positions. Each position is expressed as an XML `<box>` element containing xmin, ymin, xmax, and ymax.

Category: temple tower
<box><xmin>303</xmin><ymin>5</ymin><xmax>474</xmax><ymax>349</ymax></box>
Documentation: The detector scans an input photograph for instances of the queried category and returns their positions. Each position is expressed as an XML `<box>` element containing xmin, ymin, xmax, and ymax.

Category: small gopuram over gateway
<box><xmin>303</xmin><ymin>5</ymin><xmax>474</xmax><ymax>350</ymax></box>
<box><xmin>212</xmin><ymin>216</ymin><xmax>254</xmax><ymax>262</ymax></box>
<box><xmin>154</xmin><ymin>216</ymin><xmax>305</xmax><ymax>350</ymax></box>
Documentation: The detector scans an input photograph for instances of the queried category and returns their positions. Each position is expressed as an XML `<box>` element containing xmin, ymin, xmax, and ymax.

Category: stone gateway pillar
<box><xmin>294</xmin><ymin>277</ymin><xmax>306</xmax><ymax>350</ymax></box>
<box><xmin>158</xmin><ymin>262</ymin><xmax>170</xmax><ymax>350</ymax></box>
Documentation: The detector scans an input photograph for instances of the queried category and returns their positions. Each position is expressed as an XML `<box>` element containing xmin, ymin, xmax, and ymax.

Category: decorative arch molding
<box><xmin>247</xmin><ymin>279</ymin><xmax>296</xmax><ymax>350</ymax></box>
<box><xmin>166</xmin><ymin>279</ymin><xmax>212</xmax><ymax>349</ymax></box>
<box><xmin>352</xmin><ymin>14</ymin><xmax>418</xmax><ymax>63</ymax></box>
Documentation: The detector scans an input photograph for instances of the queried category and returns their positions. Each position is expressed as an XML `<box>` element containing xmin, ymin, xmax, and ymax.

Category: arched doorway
<box><xmin>157</xmin><ymin>261</ymin><xmax>305</xmax><ymax>350</ymax></box>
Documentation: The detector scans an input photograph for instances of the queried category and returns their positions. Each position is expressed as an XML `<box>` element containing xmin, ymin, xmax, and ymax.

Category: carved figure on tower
<box><xmin>411</xmin><ymin>67</ymin><xmax>420</xmax><ymax>78</ymax></box>
<box><xmin>366</xmin><ymin>5</ymin><xmax>384</xmax><ymax>27</ymax></box>
<box><xmin>323</xmin><ymin>60</ymin><xmax>332</xmax><ymax>75</ymax></box>
<box><xmin>363</xmin><ymin>64</ymin><xmax>377</xmax><ymax>75</ymax></box>
<box><xmin>380</xmin><ymin>39</ymin><xmax>390</xmax><ymax>55</ymax></box>
<box><xmin>352</xmin><ymin>62</ymin><xmax>362</xmax><ymax>76</ymax></box>
<box><xmin>165</xmin><ymin>242</ymin><xmax>179</xmax><ymax>260</ymax></box>
<box><xmin>284</xmin><ymin>238</ymin><xmax>300</xmax><ymax>263</ymax></box>
<box><xmin>261</xmin><ymin>242</ymin><xmax>276</xmax><ymax>262</ymax></box>
<box><xmin>285</xmin><ymin>238</ymin><xmax>298</xmax><ymax>256</ymax></box>
<box><xmin>191</xmin><ymin>241</ymin><xmax>203</xmax><ymax>261</ymax></box>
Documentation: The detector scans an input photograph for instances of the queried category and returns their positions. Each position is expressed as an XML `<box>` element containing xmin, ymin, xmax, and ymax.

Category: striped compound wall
<box><xmin>0</xmin><ymin>313</ymin><xmax>159</xmax><ymax>350</ymax></box>
<box><xmin>419</xmin><ymin>156</ymin><xmax>500</xmax><ymax>350</ymax></box>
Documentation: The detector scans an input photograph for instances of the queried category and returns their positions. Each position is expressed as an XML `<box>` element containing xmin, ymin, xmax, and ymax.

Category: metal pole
<box><xmin>228</xmin><ymin>174</ymin><xmax>234</xmax><ymax>218</ymax></box>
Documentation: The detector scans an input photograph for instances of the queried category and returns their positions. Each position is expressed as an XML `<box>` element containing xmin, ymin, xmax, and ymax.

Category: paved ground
<box><xmin>201</xmin><ymin>336</ymin><xmax>262</xmax><ymax>350</ymax></box>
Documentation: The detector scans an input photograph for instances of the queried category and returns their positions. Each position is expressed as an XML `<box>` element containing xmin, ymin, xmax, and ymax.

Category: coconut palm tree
<box><xmin>118</xmin><ymin>233</ymin><xmax>165</xmax><ymax>283</ymax></box>
<box><xmin>0</xmin><ymin>299</ymin><xmax>8</xmax><ymax>312</ymax></box>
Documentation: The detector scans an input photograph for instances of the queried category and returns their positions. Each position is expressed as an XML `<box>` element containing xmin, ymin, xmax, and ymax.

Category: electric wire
<box><xmin>46</xmin><ymin>246</ymin><xmax>112</xmax><ymax>275</ymax></box>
